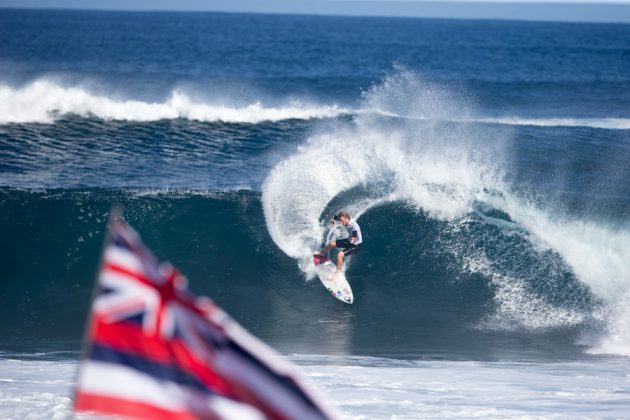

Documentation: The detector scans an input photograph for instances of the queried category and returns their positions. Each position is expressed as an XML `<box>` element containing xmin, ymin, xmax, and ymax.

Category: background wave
<box><xmin>2</xmin><ymin>79</ymin><xmax>627</xmax><ymax>131</ymax></box>
<box><xmin>0</xmin><ymin>79</ymin><xmax>351</xmax><ymax>124</ymax></box>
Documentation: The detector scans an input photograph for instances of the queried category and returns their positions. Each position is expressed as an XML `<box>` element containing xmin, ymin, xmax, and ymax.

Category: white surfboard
<box><xmin>313</xmin><ymin>254</ymin><xmax>353</xmax><ymax>304</ymax></box>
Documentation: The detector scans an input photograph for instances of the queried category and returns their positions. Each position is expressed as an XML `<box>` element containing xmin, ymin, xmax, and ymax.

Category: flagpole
<box><xmin>72</xmin><ymin>204</ymin><xmax>124</xmax><ymax>408</ymax></box>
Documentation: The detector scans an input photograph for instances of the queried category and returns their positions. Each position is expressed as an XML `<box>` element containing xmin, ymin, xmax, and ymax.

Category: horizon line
<box><xmin>1</xmin><ymin>1</ymin><xmax>630</xmax><ymax>24</ymax></box>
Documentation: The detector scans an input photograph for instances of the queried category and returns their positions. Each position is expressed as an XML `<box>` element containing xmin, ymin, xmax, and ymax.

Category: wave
<box><xmin>0</xmin><ymin>79</ymin><xmax>352</xmax><ymax>124</ymax></box>
<box><xmin>476</xmin><ymin>116</ymin><xmax>630</xmax><ymax>130</ymax></box>
<box><xmin>261</xmin><ymin>67</ymin><xmax>630</xmax><ymax>356</ymax></box>
<box><xmin>0</xmin><ymin>187</ymin><xmax>597</xmax><ymax>359</ymax></box>
<box><xmin>2</xmin><ymin>79</ymin><xmax>626</xmax><ymax>131</ymax></box>
<box><xmin>364</xmin><ymin>110</ymin><xmax>630</xmax><ymax>130</ymax></box>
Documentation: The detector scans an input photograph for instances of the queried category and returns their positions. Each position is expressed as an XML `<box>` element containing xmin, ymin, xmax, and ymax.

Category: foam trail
<box><xmin>477</xmin><ymin>117</ymin><xmax>630</xmax><ymax>130</ymax></box>
<box><xmin>0</xmin><ymin>79</ymin><xmax>351</xmax><ymax>124</ymax></box>
<box><xmin>362</xmin><ymin>110</ymin><xmax>630</xmax><ymax>130</ymax></box>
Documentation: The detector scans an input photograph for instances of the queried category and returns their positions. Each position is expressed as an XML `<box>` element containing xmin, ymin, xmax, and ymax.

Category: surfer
<box><xmin>317</xmin><ymin>211</ymin><xmax>362</xmax><ymax>278</ymax></box>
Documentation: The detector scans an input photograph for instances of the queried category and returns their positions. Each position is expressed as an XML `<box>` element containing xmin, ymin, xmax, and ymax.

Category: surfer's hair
<box><xmin>337</xmin><ymin>211</ymin><xmax>350</xmax><ymax>220</ymax></box>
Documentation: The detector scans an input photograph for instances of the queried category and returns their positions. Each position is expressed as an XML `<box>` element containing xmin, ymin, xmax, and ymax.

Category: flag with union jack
<box><xmin>74</xmin><ymin>215</ymin><xmax>336</xmax><ymax>420</ymax></box>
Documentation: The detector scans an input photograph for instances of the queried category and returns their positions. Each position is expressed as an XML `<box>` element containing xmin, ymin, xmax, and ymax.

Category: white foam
<box><xmin>500</xmin><ymin>201</ymin><xmax>630</xmax><ymax>304</ymax></box>
<box><xmin>0</xmin><ymin>358</ymin><xmax>76</xmax><ymax>419</ymax></box>
<box><xmin>0</xmin><ymin>79</ymin><xmax>351</xmax><ymax>124</ymax></box>
<box><xmin>463</xmin><ymin>249</ymin><xmax>585</xmax><ymax>330</ymax></box>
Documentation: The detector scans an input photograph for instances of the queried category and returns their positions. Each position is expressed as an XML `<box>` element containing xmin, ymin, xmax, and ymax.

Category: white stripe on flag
<box><xmin>104</xmin><ymin>245</ymin><xmax>145</xmax><ymax>273</ymax></box>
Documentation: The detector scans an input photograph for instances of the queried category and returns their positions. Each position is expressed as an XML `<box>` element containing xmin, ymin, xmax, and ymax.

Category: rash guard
<box><xmin>344</xmin><ymin>220</ymin><xmax>362</xmax><ymax>245</ymax></box>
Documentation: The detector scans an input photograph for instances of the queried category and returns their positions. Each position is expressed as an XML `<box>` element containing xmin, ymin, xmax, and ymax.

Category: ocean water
<box><xmin>1</xmin><ymin>9</ymin><xmax>630</xmax><ymax>418</ymax></box>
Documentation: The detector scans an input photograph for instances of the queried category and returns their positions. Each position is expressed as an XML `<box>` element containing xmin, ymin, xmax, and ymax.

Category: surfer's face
<box><xmin>339</xmin><ymin>215</ymin><xmax>350</xmax><ymax>225</ymax></box>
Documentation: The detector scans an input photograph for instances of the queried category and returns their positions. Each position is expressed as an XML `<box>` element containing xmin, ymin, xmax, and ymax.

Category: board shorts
<box><xmin>335</xmin><ymin>238</ymin><xmax>360</xmax><ymax>256</ymax></box>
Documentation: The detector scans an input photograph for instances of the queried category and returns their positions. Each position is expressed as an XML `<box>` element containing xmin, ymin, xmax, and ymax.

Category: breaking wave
<box><xmin>0</xmin><ymin>79</ymin><xmax>351</xmax><ymax>124</ymax></box>
<box><xmin>262</xmin><ymin>67</ymin><xmax>630</xmax><ymax>355</ymax></box>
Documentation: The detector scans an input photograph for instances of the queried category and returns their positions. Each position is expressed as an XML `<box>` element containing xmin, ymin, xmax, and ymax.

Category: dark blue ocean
<box><xmin>1</xmin><ymin>9</ymin><xmax>629</xmax><ymax>418</ymax></box>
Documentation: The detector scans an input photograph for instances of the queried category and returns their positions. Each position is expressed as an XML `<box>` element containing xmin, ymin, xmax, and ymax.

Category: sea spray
<box><xmin>262</xmin><ymin>67</ymin><xmax>507</xmax><ymax>264</ymax></box>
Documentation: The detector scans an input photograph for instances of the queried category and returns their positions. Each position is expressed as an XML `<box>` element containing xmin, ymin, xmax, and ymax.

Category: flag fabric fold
<box><xmin>74</xmin><ymin>217</ymin><xmax>335</xmax><ymax>420</ymax></box>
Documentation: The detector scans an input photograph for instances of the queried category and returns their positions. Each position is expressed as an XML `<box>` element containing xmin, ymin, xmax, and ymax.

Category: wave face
<box><xmin>0</xmin><ymin>187</ymin><xmax>603</xmax><ymax>359</ymax></box>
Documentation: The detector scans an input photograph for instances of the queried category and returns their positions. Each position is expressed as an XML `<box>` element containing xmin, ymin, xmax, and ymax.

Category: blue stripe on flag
<box><xmin>193</xmin><ymin>322</ymin><xmax>322</xmax><ymax>414</ymax></box>
<box><xmin>89</xmin><ymin>343</ymin><xmax>216</xmax><ymax>395</ymax></box>
<box><xmin>226</xmin><ymin>341</ymin><xmax>324</xmax><ymax>415</ymax></box>
<box><xmin>111</xmin><ymin>233</ymin><xmax>134</xmax><ymax>252</ymax></box>
<box><xmin>98</xmin><ymin>286</ymin><xmax>116</xmax><ymax>295</ymax></box>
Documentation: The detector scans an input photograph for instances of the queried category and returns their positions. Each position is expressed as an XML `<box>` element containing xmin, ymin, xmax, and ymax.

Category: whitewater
<box><xmin>3</xmin><ymin>354</ymin><xmax>630</xmax><ymax>419</ymax></box>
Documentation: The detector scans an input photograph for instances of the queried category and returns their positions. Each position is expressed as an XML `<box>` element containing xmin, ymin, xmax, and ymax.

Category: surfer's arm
<box><xmin>350</xmin><ymin>229</ymin><xmax>358</xmax><ymax>243</ymax></box>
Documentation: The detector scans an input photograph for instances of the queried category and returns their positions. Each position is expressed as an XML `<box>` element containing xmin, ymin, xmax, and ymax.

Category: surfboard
<box><xmin>313</xmin><ymin>253</ymin><xmax>353</xmax><ymax>304</ymax></box>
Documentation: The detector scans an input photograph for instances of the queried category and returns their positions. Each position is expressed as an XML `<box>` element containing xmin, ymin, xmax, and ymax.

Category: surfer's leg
<box><xmin>336</xmin><ymin>250</ymin><xmax>345</xmax><ymax>272</ymax></box>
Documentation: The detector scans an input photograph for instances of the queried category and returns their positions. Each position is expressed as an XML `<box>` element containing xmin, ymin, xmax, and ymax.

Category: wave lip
<box><xmin>0</xmin><ymin>79</ymin><xmax>352</xmax><ymax>124</ymax></box>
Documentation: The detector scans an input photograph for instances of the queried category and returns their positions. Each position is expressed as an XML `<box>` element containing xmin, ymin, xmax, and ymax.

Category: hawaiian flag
<box><xmin>74</xmin><ymin>216</ymin><xmax>336</xmax><ymax>420</ymax></box>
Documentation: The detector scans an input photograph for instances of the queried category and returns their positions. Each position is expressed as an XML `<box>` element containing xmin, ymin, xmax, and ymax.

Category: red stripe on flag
<box><xmin>74</xmin><ymin>392</ymin><xmax>208</xmax><ymax>420</ymax></box>
<box><xmin>92</xmin><ymin>317</ymin><xmax>236</xmax><ymax>396</ymax></box>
